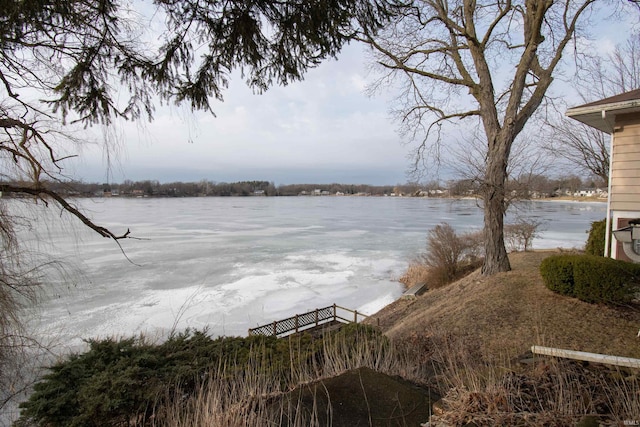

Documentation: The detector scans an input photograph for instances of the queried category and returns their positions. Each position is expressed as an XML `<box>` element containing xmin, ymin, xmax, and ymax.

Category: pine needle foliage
<box><xmin>16</xmin><ymin>325</ymin><xmax>385</xmax><ymax>427</ymax></box>
<box><xmin>585</xmin><ymin>219</ymin><xmax>607</xmax><ymax>256</ymax></box>
<box><xmin>1</xmin><ymin>0</ymin><xmax>400</xmax><ymax>414</ymax></box>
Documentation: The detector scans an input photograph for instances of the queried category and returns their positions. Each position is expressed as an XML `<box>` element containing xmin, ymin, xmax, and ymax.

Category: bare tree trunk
<box><xmin>359</xmin><ymin>0</ymin><xmax>601</xmax><ymax>275</ymax></box>
<box><xmin>481</xmin><ymin>136</ymin><xmax>511</xmax><ymax>275</ymax></box>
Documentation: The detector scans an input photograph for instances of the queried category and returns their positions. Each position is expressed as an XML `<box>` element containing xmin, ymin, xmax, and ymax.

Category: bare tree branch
<box><xmin>542</xmin><ymin>32</ymin><xmax>640</xmax><ymax>182</ymax></box>
<box><xmin>358</xmin><ymin>0</ymin><xmax>606</xmax><ymax>274</ymax></box>
<box><xmin>0</xmin><ymin>184</ymin><xmax>128</xmax><ymax>240</ymax></box>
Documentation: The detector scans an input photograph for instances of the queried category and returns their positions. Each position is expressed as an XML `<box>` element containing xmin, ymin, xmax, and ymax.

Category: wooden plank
<box><xmin>532</xmin><ymin>346</ymin><xmax>640</xmax><ymax>369</ymax></box>
<box><xmin>402</xmin><ymin>283</ymin><xmax>427</xmax><ymax>299</ymax></box>
<box><xmin>614</xmin><ymin>130</ymin><xmax>640</xmax><ymax>141</ymax></box>
<box><xmin>610</xmin><ymin>189</ymin><xmax>640</xmax><ymax>204</ymax></box>
<box><xmin>611</xmin><ymin>201</ymin><xmax>640</xmax><ymax>211</ymax></box>
<box><xmin>611</xmin><ymin>168</ymin><xmax>640</xmax><ymax>179</ymax></box>
<box><xmin>613</xmin><ymin>139</ymin><xmax>640</xmax><ymax>150</ymax></box>
<box><xmin>611</xmin><ymin>178</ymin><xmax>640</xmax><ymax>188</ymax></box>
<box><xmin>609</xmin><ymin>184</ymin><xmax>640</xmax><ymax>193</ymax></box>
<box><xmin>612</xmin><ymin>151</ymin><xmax>640</xmax><ymax>162</ymax></box>
<box><xmin>335</xmin><ymin>304</ymin><xmax>369</xmax><ymax>320</ymax></box>
<box><xmin>615</xmin><ymin>125</ymin><xmax>640</xmax><ymax>134</ymax></box>
<box><xmin>615</xmin><ymin>121</ymin><xmax>640</xmax><ymax>134</ymax></box>
<box><xmin>613</xmin><ymin>138</ymin><xmax>640</xmax><ymax>157</ymax></box>
<box><xmin>614</xmin><ymin>132</ymin><xmax>640</xmax><ymax>142</ymax></box>
<box><xmin>611</xmin><ymin>193</ymin><xmax>640</xmax><ymax>204</ymax></box>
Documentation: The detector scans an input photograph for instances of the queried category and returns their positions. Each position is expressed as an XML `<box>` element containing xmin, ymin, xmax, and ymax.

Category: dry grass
<box><xmin>413</xmin><ymin>329</ymin><xmax>640</xmax><ymax>426</ymax></box>
<box><xmin>398</xmin><ymin>257</ymin><xmax>483</xmax><ymax>290</ymax></box>
<box><xmin>371</xmin><ymin>250</ymin><xmax>640</xmax><ymax>360</ymax></box>
<box><xmin>155</xmin><ymin>327</ymin><xmax>433</xmax><ymax>427</ymax></box>
<box><xmin>397</xmin><ymin>258</ymin><xmax>432</xmax><ymax>289</ymax></box>
<box><xmin>159</xmin><ymin>251</ymin><xmax>640</xmax><ymax>426</ymax></box>
<box><xmin>369</xmin><ymin>250</ymin><xmax>640</xmax><ymax>425</ymax></box>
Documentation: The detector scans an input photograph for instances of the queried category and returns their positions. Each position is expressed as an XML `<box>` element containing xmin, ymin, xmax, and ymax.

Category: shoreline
<box><xmin>535</xmin><ymin>196</ymin><xmax>606</xmax><ymax>203</ymax></box>
<box><xmin>431</xmin><ymin>195</ymin><xmax>606</xmax><ymax>204</ymax></box>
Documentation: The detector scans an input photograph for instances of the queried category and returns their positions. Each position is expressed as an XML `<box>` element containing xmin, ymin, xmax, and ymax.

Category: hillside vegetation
<box><xmin>16</xmin><ymin>250</ymin><xmax>640</xmax><ymax>426</ymax></box>
<box><xmin>364</xmin><ymin>250</ymin><xmax>640</xmax><ymax>425</ymax></box>
<box><xmin>370</xmin><ymin>250</ymin><xmax>640</xmax><ymax>359</ymax></box>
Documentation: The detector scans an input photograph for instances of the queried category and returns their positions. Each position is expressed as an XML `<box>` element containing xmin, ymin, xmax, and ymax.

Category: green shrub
<box><xmin>573</xmin><ymin>255</ymin><xmax>640</xmax><ymax>304</ymax></box>
<box><xmin>585</xmin><ymin>219</ymin><xmax>606</xmax><ymax>256</ymax></box>
<box><xmin>541</xmin><ymin>254</ymin><xmax>640</xmax><ymax>304</ymax></box>
<box><xmin>17</xmin><ymin>325</ymin><xmax>379</xmax><ymax>427</ymax></box>
<box><xmin>540</xmin><ymin>255</ymin><xmax>578</xmax><ymax>296</ymax></box>
<box><xmin>17</xmin><ymin>331</ymin><xmax>283</xmax><ymax>427</ymax></box>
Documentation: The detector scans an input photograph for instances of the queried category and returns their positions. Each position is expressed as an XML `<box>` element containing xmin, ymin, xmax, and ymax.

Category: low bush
<box><xmin>540</xmin><ymin>254</ymin><xmax>640</xmax><ymax>304</ymax></box>
<box><xmin>421</xmin><ymin>223</ymin><xmax>483</xmax><ymax>287</ymax></box>
<box><xmin>572</xmin><ymin>256</ymin><xmax>640</xmax><ymax>304</ymax></box>
<box><xmin>539</xmin><ymin>255</ymin><xmax>577</xmax><ymax>296</ymax></box>
<box><xmin>398</xmin><ymin>258</ymin><xmax>433</xmax><ymax>289</ymax></box>
<box><xmin>504</xmin><ymin>217</ymin><xmax>544</xmax><ymax>252</ymax></box>
<box><xmin>16</xmin><ymin>325</ymin><xmax>384</xmax><ymax>427</ymax></box>
<box><xmin>584</xmin><ymin>219</ymin><xmax>606</xmax><ymax>256</ymax></box>
<box><xmin>16</xmin><ymin>330</ymin><xmax>288</xmax><ymax>427</ymax></box>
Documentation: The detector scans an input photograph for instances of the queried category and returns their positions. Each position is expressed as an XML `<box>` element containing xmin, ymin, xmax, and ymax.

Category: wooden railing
<box><xmin>248</xmin><ymin>304</ymin><xmax>368</xmax><ymax>338</ymax></box>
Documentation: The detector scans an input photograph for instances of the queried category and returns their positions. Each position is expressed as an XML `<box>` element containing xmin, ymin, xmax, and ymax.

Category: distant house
<box><xmin>574</xmin><ymin>189</ymin><xmax>596</xmax><ymax>197</ymax></box>
<box><xmin>428</xmin><ymin>189</ymin><xmax>448</xmax><ymax>196</ymax></box>
<box><xmin>566</xmin><ymin>89</ymin><xmax>640</xmax><ymax>262</ymax></box>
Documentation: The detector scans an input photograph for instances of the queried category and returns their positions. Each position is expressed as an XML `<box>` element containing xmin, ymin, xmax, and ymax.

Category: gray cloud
<box><xmin>70</xmin><ymin>44</ymin><xmax>412</xmax><ymax>185</ymax></box>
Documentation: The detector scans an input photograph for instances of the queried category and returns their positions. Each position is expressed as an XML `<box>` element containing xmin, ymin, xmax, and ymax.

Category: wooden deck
<box><xmin>248</xmin><ymin>304</ymin><xmax>368</xmax><ymax>338</ymax></box>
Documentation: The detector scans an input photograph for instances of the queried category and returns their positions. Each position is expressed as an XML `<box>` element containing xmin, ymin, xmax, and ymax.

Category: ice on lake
<box><xmin>14</xmin><ymin>196</ymin><xmax>605</xmax><ymax>350</ymax></box>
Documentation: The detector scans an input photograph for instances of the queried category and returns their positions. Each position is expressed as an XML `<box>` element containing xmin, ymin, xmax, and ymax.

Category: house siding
<box><xmin>610</xmin><ymin>115</ymin><xmax>640</xmax><ymax>212</ymax></box>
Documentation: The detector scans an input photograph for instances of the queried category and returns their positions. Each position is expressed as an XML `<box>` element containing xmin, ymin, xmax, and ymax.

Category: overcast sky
<box><xmin>67</xmin><ymin>6</ymin><xmax>638</xmax><ymax>187</ymax></box>
<box><xmin>69</xmin><ymin>43</ymin><xmax>412</xmax><ymax>186</ymax></box>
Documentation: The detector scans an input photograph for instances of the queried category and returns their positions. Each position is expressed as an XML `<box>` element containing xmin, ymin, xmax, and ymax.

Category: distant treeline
<box><xmin>1</xmin><ymin>173</ymin><xmax>605</xmax><ymax>199</ymax></box>
<box><xmin>3</xmin><ymin>179</ymin><xmax>403</xmax><ymax>197</ymax></box>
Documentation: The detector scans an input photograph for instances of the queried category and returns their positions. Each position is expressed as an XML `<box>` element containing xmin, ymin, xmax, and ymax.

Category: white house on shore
<box><xmin>566</xmin><ymin>89</ymin><xmax>640</xmax><ymax>262</ymax></box>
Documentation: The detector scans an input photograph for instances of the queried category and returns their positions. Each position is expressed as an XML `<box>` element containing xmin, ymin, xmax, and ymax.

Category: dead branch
<box><xmin>0</xmin><ymin>184</ymin><xmax>129</xmax><ymax>240</ymax></box>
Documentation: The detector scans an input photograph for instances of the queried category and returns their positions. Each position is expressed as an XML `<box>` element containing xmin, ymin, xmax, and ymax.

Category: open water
<box><xmin>17</xmin><ymin>196</ymin><xmax>605</xmax><ymax>347</ymax></box>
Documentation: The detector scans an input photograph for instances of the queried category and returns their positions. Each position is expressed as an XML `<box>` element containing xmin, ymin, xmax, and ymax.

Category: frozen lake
<box><xmin>19</xmin><ymin>196</ymin><xmax>605</xmax><ymax>347</ymax></box>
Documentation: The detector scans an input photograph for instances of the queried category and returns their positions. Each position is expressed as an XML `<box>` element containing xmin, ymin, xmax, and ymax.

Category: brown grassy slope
<box><xmin>368</xmin><ymin>251</ymin><xmax>640</xmax><ymax>359</ymax></box>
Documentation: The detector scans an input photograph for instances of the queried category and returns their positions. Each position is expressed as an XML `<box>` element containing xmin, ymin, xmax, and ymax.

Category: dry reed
<box><xmin>155</xmin><ymin>326</ymin><xmax>424</xmax><ymax>427</ymax></box>
<box><xmin>156</xmin><ymin>323</ymin><xmax>640</xmax><ymax>426</ymax></box>
<box><xmin>421</xmin><ymin>328</ymin><xmax>640</xmax><ymax>426</ymax></box>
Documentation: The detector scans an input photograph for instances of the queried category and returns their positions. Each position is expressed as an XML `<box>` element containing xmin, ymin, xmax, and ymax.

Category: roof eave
<box><xmin>566</xmin><ymin>100</ymin><xmax>640</xmax><ymax>134</ymax></box>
